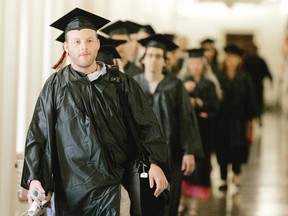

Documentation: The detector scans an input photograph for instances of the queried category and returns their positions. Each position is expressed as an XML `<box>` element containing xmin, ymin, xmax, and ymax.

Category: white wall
<box><xmin>0</xmin><ymin>0</ymin><xmax>287</xmax><ymax>215</ymax></box>
<box><xmin>107</xmin><ymin>0</ymin><xmax>288</xmax><ymax>82</ymax></box>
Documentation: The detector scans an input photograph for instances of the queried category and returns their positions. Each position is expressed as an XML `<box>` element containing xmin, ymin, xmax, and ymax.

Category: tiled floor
<box><xmin>195</xmin><ymin>111</ymin><xmax>288</xmax><ymax>216</ymax></box>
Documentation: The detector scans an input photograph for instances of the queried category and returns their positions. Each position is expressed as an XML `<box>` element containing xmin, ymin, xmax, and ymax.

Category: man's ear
<box><xmin>96</xmin><ymin>38</ymin><xmax>100</xmax><ymax>51</ymax></box>
<box><xmin>64</xmin><ymin>42</ymin><xmax>68</xmax><ymax>53</ymax></box>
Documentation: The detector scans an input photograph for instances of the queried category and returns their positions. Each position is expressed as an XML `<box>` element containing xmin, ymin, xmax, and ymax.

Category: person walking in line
<box><xmin>134</xmin><ymin>34</ymin><xmax>203</xmax><ymax>216</ymax></box>
<box><xmin>21</xmin><ymin>8</ymin><xmax>169</xmax><ymax>216</ymax></box>
<box><xmin>243</xmin><ymin>43</ymin><xmax>273</xmax><ymax>125</ymax></box>
<box><xmin>178</xmin><ymin>48</ymin><xmax>219</xmax><ymax>216</ymax></box>
<box><xmin>215</xmin><ymin>44</ymin><xmax>257</xmax><ymax>191</ymax></box>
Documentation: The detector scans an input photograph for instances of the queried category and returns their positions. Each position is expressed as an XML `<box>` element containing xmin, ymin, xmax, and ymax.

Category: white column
<box><xmin>0</xmin><ymin>0</ymin><xmax>20</xmax><ymax>215</ymax></box>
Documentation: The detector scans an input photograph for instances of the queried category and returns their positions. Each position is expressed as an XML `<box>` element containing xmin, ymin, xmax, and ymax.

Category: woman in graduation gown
<box><xmin>133</xmin><ymin>34</ymin><xmax>203</xmax><ymax>216</ymax></box>
<box><xmin>216</xmin><ymin>44</ymin><xmax>257</xmax><ymax>191</ymax></box>
<box><xmin>178</xmin><ymin>48</ymin><xmax>219</xmax><ymax>215</ymax></box>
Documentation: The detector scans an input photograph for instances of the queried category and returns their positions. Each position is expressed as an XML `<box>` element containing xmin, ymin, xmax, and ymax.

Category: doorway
<box><xmin>226</xmin><ymin>33</ymin><xmax>254</xmax><ymax>52</ymax></box>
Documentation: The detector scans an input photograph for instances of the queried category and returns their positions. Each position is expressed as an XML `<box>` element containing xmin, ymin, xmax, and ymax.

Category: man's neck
<box><xmin>193</xmin><ymin>74</ymin><xmax>201</xmax><ymax>82</ymax></box>
<box><xmin>71</xmin><ymin>62</ymin><xmax>100</xmax><ymax>75</ymax></box>
<box><xmin>121</xmin><ymin>58</ymin><xmax>129</xmax><ymax>67</ymax></box>
<box><xmin>144</xmin><ymin>70</ymin><xmax>164</xmax><ymax>83</ymax></box>
<box><xmin>227</xmin><ymin>69</ymin><xmax>236</xmax><ymax>80</ymax></box>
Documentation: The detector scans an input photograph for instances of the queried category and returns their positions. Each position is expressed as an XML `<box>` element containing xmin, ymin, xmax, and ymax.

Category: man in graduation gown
<box><xmin>21</xmin><ymin>8</ymin><xmax>169</xmax><ymax>216</ymax></box>
<box><xmin>243</xmin><ymin>43</ymin><xmax>273</xmax><ymax>124</ymax></box>
<box><xmin>133</xmin><ymin>34</ymin><xmax>203</xmax><ymax>216</ymax></box>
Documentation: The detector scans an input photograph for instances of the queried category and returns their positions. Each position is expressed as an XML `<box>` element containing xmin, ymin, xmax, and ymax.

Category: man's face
<box><xmin>188</xmin><ymin>58</ymin><xmax>204</xmax><ymax>77</ymax></box>
<box><xmin>64</xmin><ymin>29</ymin><xmax>99</xmax><ymax>70</ymax></box>
<box><xmin>166</xmin><ymin>51</ymin><xmax>177</xmax><ymax>69</ymax></box>
<box><xmin>142</xmin><ymin>47</ymin><xmax>166</xmax><ymax>74</ymax></box>
<box><xmin>111</xmin><ymin>34</ymin><xmax>130</xmax><ymax>60</ymax></box>
<box><xmin>225</xmin><ymin>54</ymin><xmax>241</xmax><ymax>70</ymax></box>
<box><xmin>202</xmin><ymin>44</ymin><xmax>216</xmax><ymax>63</ymax></box>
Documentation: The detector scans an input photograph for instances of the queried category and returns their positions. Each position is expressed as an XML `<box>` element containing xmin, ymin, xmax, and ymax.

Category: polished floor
<box><xmin>194</xmin><ymin>110</ymin><xmax>288</xmax><ymax>216</ymax></box>
<box><xmin>16</xmin><ymin>110</ymin><xmax>288</xmax><ymax>215</ymax></box>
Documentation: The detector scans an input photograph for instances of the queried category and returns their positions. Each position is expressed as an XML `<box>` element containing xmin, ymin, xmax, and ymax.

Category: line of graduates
<box><xmin>95</xmin><ymin>20</ymin><xmax>260</xmax><ymax>215</ymax></box>
<box><xmin>21</xmin><ymin>7</ymin><xmax>265</xmax><ymax>216</ymax></box>
<box><xmin>99</xmin><ymin>23</ymin><xmax>204</xmax><ymax>216</ymax></box>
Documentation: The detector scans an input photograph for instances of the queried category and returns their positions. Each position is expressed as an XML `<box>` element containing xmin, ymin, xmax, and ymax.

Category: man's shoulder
<box><xmin>164</xmin><ymin>73</ymin><xmax>183</xmax><ymax>86</ymax></box>
<box><xmin>201</xmin><ymin>77</ymin><xmax>215</xmax><ymax>87</ymax></box>
<box><xmin>132</xmin><ymin>72</ymin><xmax>144</xmax><ymax>81</ymax></box>
<box><xmin>41</xmin><ymin>66</ymin><xmax>72</xmax><ymax>92</ymax></box>
<box><xmin>125</xmin><ymin>62</ymin><xmax>143</xmax><ymax>76</ymax></box>
<box><xmin>106</xmin><ymin>66</ymin><xmax>135</xmax><ymax>86</ymax></box>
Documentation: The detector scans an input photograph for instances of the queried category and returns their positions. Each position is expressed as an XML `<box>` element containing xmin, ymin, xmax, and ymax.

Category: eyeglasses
<box><xmin>145</xmin><ymin>53</ymin><xmax>164</xmax><ymax>60</ymax></box>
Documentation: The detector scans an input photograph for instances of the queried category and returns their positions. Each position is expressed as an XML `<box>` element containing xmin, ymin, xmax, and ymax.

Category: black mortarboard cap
<box><xmin>103</xmin><ymin>37</ymin><xmax>127</xmax><ymax>47</ymax></box>
<box><xmin>126</xmin><ymin>20</ymin><xmax>142</xmax><ymax>31</ymax></box>
<box><xmin>224</xmin><ymin>44</ymin><xmax>244</xmax><ymax>56</ymax></box>
<box><xmin>50</xmin><ymin>7</ymin><xmax>110</xmax><ymax>34</ymax></box>
<box><xmin>163</xmin><ymin>33</ymin><xmax>175</xmax><ymax>42</ymax></box>
<box><xmin>100</xmin><ymin>20</ymin><xmax>140</xmax><ymax>37</ymax></box>
<box><xmin>200</xmin><ymin>38</ymin><xmax>215</xmax><ymax>45</ymax></box>
<box><xmin>138</xmin><ymin>24</ymin><xmax>156</xmax><ymax>35</ymax></box>
<box><xmin>99</xmin><ymin>45</ymin><xmax>121</xmax><ymax>58</ymax></box>
<box><xmin>56</xmin><ymin>32</ymin><xmax>66</xmax><ymax>43</ymax></box>
<box><xmin>186</xmin><ymin>48</ymin><xmax>205</xmax><ymax>58</ymax></box>
<box><xmin>56</xmin><ymin>32</ymin><xmax>126</xmax><ymax>46</ymax></box>
<box><xmin>138</xmin><ymin>34</ymin><xmax>178</xmax><ymax>52</ymax></box>
<box><xmin>96</xmin><ymin>45</ymin><xmax>121</xmax><ymax>65</ymax></box>
<box><xmin>97</xmin><ymin>45</ymin><xmax>121</xmax><ymax>65</ymax></box>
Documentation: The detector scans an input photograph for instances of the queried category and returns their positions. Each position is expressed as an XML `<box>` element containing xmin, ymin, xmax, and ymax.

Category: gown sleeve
<box><xmin>121</xmin><ymin>75</ymin><xmax>169</xmax><ymax>169</ymax></box>
<box><xmin>177</xmin><ymin>81</ymin><xmax>204</xmax><ymax>158</ymax></box>
<box><xmin>21</xmin><ymin>73</ymin><xmax>58</xmax><ymax>191</ymax></box>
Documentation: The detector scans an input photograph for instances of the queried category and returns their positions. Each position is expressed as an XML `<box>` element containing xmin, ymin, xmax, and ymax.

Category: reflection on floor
<box><xmin>16</xmin><ymin>111</ymin><xmax>288</xmax><ymax>216</ymax></box>
<box><xmin>195</xmin><ymin>111</ymin><xmax>288</xmax><ymax>216</ymax></box>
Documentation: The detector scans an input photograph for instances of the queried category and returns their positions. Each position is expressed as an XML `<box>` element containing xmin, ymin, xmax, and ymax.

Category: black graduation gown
<box><xmin>183</xmin><ymin>76</ymin><xmax>219</xmax><ymax>186</ymax></box>
<box><xmin>133</xmin><ymin>72</ymin><xmax>203</xmax><ymax>216</ymax></box>
<box><xmin>124</xmin><ymin>61</ymin><xmax>143</xmax><ymax>77</ymax></box>
<box><xmin>21</xmin><ymin>65</ymin><xmax>168</xmax><ymax>216</ymax></box>
<box><xmin>243</xmin><ymin>54</ymin><xmax>273</xmax><ymax>116</ymax></box>
<box><xmin>216</xmin><ymin>71</ymin><xmax>257</xmax><ymax>165</ymax></box>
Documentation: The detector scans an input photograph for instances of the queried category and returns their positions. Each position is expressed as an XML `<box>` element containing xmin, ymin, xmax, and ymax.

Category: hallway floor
<box><xmin>197</xmin><ymin>111</ymin><xmax>288</xmax><ymax>216</ymax></box>
<box><xmin>16</xmin><ymin>111</ymin><xmax>288</xmax><ymax>215</ymax></box>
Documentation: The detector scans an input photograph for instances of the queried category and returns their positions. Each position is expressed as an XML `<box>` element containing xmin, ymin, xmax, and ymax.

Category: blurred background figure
<box><xmin>134</xmin><ymin>23</ymin><xmax>157</xmax><ymax>68</ymax></box>
<box><xmin>97</xmin><ymin>45</ymin><xmax>123</xmax><ymax>67</ymax></box>
<box><xmin>178</xmin><ymin>48</ymin><xmax>219</xmax><ymax>216</ymax></box>
<box><xmin>200</xmin><ymin>38</ymin><xmax>223</xmax><ymax>100</ymax></box>
<box><xmin>134</xmin><ymin>34</ymin><xmax>203</xmax><ymax>216</ymax></box>
<box><xmin>243</xmin><ymin>43</ymin><xmax>273</xmax><ymax>125</ymax></box>
<box><xmin>215</xmin><ymin>44</ymin><xmax>257</xmax><ymax>192</ymax></box>
<box><xmin>164</xmin><ymin>33</ymin><xmax>188</xmax><ymax>75</ymax></box>
<box><xmin>200</xmin><ymin>38</ymin><xmax>220</xmax><ymax>76</ymax></box>
<box><xmin>100</xmin><ymin>20</ymin><xmax>143</xmax><ymax>76</ymax></box>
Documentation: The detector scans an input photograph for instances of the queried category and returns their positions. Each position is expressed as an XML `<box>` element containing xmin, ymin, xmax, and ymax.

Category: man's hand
<box><xmin>184</xmin><ymin>81</ymin><xmax>196</xmax><ymax>93</ymax></box>
<box><xmin>28</xmin><ymin>180</ymin><xmax>46</xmax><ymax>205</ymax></box>
<box><xmin>181</xmin><ymin>154</ymin><xmax>195</xmax><ymax>176</ymax></box>
<box><xmin>148</xmin><ymin>163</ymin><xmax>169</xmax><ymax>198</ymax></box>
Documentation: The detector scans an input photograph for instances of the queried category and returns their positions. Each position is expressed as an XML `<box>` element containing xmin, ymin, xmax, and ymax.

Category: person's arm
<box><xmin>178</xmin><ymin>82</ymin><xmax>199</xmax><ymax>175</ymax></box>
<box><xmin>178</xmin><ymin>81</ymin><xmax>203</xmax><ymax>158</ymax></box>
<box><xmin>124</xmin><ymin>75</ymin><xmax>169</xmax><ymax>169</ymax></box>
<box><xmin>21</xmin><ymin>73</ymin><xmax>58</xmax><ymax>196</ymax></box>
<box><xmin>148</xmin><ymin>164</ymin><xmax>169</xmax><ymax>197</ymax></box>
<box><xmin>181</xmin><ymin>154</ymin><xmax>195</xmax><ymax>176</ymax></box>
<box><xmin>27</xmin><ymin>180</ymin><xmax>46</xmax><ymax>205</ymax></box>
<box><xmin>124</xmin><ymin>75</ymin><xmax>170</xmax><ymax>195</ymax></box>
